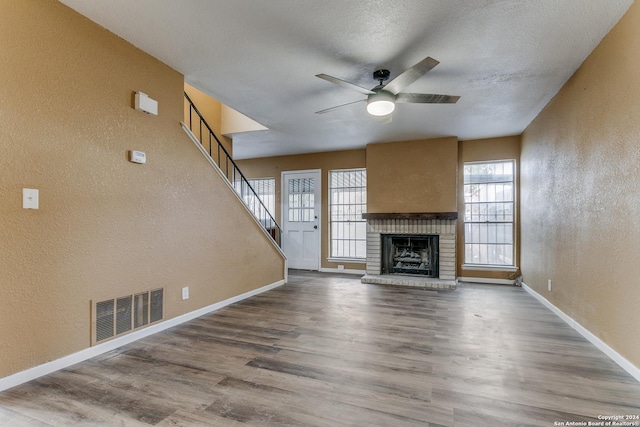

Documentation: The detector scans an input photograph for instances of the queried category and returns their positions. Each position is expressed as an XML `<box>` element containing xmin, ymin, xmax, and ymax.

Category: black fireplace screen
<box><xmin>381</xmin><ymin>234</ymin><xmax>439</xmax><ymax>277</ymax></box>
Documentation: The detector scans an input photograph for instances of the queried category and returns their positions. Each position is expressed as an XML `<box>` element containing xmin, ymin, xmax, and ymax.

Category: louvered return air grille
<box><xmin>116</xmin><ymin>296</ymin><xmax>133</xmax><ymax>335</ymax></box>
<box><xmin>95</xmin><ymin>300</ymin><xmax>115</xmax><ymax>342</ymax></box>
<box><xmin>92</xmin><ymin>288</ymin><xmax>163</xmax><ymax>345</ymax></box>
<box><xmin>150</xmin><ymin>288</ymin><xmax>163</xmax><ymax>323</ymax></box>
<box><xmin>134</xmin><ymin>292</ymin><xmax>149</xmax><ymax>328</ymax></box>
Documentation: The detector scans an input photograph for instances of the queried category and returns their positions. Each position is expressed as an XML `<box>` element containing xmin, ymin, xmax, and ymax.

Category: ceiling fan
<box><xmin>315</xmin><ymin>56</ymin><xmax>459</xmax><ymax>117</ymax></box>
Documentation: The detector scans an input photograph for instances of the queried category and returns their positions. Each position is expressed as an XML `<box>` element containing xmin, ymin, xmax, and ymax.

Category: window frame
<box><xmin>462</xmin><ymin>160</ymin><xmax>517</xmax><ymax>268</ymax></box>
<box><xmin>328</xmin><ymin>168</ymin><xmax>367</xmax><ymax>262</ymax></box>
<box><xmin>234</xmin><ymin>177</ymin><xmax>276</xmax><ymax>223</ymax></box>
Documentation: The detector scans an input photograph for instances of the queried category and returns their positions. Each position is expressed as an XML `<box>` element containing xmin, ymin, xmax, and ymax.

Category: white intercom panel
<box><xmin>134</xmin><ymin>92</ymin><xmax>158</xmax><ymax>116</ymax></box>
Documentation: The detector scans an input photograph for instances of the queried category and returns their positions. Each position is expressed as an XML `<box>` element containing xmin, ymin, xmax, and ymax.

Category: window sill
<box><xmin>462</xmin><ymin>264</ymin><xmax>518</xmax><ymax>272</ymax></box>
<box><xmin>327</xmin><ymin>258</ymin><xmax>366</xmax><ymax>264</ymax></box>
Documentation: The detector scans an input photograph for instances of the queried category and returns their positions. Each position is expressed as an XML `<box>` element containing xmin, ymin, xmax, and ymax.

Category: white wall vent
<box><xmin>92</xmin><ymin>288</ymin><xmax>163</xmax><ymax>345</ymax></box>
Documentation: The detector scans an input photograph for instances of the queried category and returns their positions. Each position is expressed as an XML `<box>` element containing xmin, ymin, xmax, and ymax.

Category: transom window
<box><xmin>329</xmin><ymin>169</ymin><xmax>367</xmax><ymax>259</ymax></box>
<box><xmin>463</xmin><ymin>160</ymin><xmax>515</xmax><ymax>266</ymax></box>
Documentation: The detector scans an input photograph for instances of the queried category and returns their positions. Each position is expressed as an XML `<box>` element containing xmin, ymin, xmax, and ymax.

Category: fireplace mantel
<box><xmin>362</xmin><ymin>212</ymin><xmax>458</xmax><ymax>220</ymax></box>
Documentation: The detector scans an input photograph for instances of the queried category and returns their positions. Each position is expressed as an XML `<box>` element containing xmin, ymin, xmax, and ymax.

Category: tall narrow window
<box><xmin>234</xmin><ymin>178</ymin><xmax>276</xmax><ymax>222</ymax></box>
<box><xmin>329</xmin><ymin>169</ymin><xmax>367</xmax><ymax>260</ymax></box>
<box><xmin>463</xmin><ymin>160</ymin><xmax>515</xmax><ymax>266</ymax></box>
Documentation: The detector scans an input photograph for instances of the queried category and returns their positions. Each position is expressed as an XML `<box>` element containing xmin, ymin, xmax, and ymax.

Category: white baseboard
<box><xmin>0</xmin><ymin>279</ymin><xmax>286</xmax><ymax>393</ymax></box>
<box><xmin>319</xmin><ymin>267</ymin><xmax>366</xmax><ymax>275</ymax></box>
<box><xmin>522</xmin><ymin>283</ymin><xmax>640</xmax><ymax>383</ymax></box>
<box><xmin>458</xmin><ymin>277</ymin><xmax>515</xmax><ymax>286</ymax></box>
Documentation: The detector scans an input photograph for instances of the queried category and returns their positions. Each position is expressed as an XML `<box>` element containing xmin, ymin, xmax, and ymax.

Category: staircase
<box><xmin>183</xmin><ymin>92</ymin><xmax>282</xmax><ymax>246</ymax></box>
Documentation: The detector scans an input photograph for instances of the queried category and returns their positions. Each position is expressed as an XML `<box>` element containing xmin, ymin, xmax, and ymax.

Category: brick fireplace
<box><xmin>361</xmin><ymin>213</ymin><xmax>457</xmax><ymax>289</ymax></box>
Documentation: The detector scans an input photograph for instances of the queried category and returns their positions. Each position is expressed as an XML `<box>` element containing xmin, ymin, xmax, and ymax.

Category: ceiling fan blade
<box><xmin>315</xmin><ymin>99</ymin><xmax>366</xmax><ymax>114</ymax></box>
<box><xmin>383</xmin><ymin>56</ymin><xmax>440</xmax><ymax>95</ymax></box>
<box><xmin>316</xmin><ymin>74</ymin><xmax>376</xmax><ymax>95</ymax></box>
<box><xmin>396</xmin><ymin>93</ymin><xmax>460</xmax><ymax>104</ymax></box>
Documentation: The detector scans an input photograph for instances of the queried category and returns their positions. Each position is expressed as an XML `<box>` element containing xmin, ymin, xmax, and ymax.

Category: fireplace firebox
<box><xmin>381</xmin><ymin>234</ymin><xmax>439</xmax><ymax>278</ymax></box>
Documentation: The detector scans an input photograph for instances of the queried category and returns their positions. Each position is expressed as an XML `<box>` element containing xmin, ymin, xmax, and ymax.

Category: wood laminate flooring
<box><xmin>0</xmin><ymin>271</ymin><xmax>638</xmax><ymax>426</ymax></box>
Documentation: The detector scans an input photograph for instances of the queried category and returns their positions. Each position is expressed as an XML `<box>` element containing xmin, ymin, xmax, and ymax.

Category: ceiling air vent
<box><xmin>92</xmin><ymin>288</ymin><xmax>163</xmax><ymax>345</ymax></box>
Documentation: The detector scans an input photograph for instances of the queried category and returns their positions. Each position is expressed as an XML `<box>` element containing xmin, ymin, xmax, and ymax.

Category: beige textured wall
<box><xmin>0</xmin><ymin>0</ymin><xmax>284</xmax><ymax>379</ymax></box>
<box><xmin>366</xmin><ymin>137</ymin><xmax>458</xmax><ymax>213</ymax></box>
<box><xmin>521</xmin><ymin>2</ymin><xmax>640</xmax><ymax>367</ymax></box>
<box><xmin>237</xmin><ymin>150</ymin><xmax>366</xmax><ymax>271</ymax></box>
<box><xmin>184</xmin><ymin>83</ymin><xmax>233</xmax><ymax>156</ymax></box>
<box><xmin>238</xmin><ymin>138</ymin><xmax>460</xmax><ymax>271</ymax></box>
<box><xmin>457</xmin><ymin>136</ymin><xmax>521</xmax><ymax>279</ymax></box>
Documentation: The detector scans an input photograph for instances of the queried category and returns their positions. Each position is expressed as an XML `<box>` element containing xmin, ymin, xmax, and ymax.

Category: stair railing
<box><xmin>184</xmin><ymin>92</ymin><xmax>281</xmax><ymax>246</ymax></box>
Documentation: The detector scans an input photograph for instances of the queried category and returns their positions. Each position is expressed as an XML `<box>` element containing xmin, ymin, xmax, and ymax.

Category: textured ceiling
<box><xmin>59</xmin><ymin>0</ymin><xmax>632</xmax><ymax>159</ymax></box>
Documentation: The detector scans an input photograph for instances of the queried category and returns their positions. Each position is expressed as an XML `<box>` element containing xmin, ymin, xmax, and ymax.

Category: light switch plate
<box><xmin>182</xmin><ymin>286</ymin><xmax>189</xmax><ymax>300</ymax></box>
<box><xmin>23</xmin><ymin>188</ymin><xmax>39</xmax><ymax>209</ymax></box>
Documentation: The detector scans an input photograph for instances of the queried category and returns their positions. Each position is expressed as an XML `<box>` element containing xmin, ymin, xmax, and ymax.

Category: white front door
<box><xmin>282</xmin><ymin>170</ymin><xmax>321</xmax><ymax>270</ymax></box>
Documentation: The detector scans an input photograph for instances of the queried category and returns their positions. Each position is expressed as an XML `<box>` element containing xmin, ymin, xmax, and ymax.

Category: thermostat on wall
<box><xmin>129</xmin><ymin>150</ymin><xmax>146</xmax><ymax>164</ymax></box>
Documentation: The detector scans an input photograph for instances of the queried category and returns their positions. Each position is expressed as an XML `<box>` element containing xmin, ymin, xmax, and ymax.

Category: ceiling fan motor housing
<box><xmin>373</xmin><ymin>69</ymin><xmax>391</xmax><ymax>83</ymax></box>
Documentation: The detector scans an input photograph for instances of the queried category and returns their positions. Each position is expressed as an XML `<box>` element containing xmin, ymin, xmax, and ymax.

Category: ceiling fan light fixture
<box><xmin>366</xmin><ymin>91</ymin><xmax>396</xmax><ymax>116</ymax></box>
